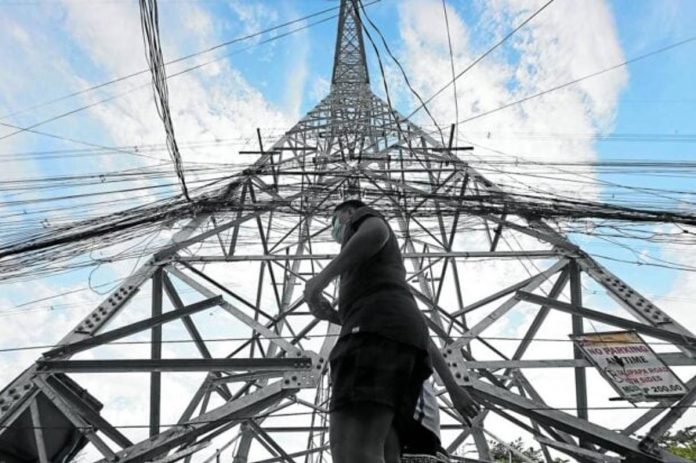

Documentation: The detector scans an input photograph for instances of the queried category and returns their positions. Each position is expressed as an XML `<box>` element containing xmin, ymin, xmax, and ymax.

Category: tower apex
<box><xmin>331</xmin><ymin>0</ymin><xmax>370</xmax><ymax>87</ymax></box>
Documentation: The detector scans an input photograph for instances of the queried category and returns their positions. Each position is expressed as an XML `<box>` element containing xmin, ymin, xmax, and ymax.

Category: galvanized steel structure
<box><xmin>1</xmin><ymin>1</ymin><xmax>694</xmax><ymax>462</ymax></box>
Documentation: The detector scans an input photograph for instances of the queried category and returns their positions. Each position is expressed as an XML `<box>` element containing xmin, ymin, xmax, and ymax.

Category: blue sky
<box><xmin>0</xmin><ymin>0</ymin><xmax>694</xmax><ymax>370</ymax></box>
<box><xmin>1</xmin><ymin>0</ymin><xmax>696</xmax><ymax>455</ymax></box>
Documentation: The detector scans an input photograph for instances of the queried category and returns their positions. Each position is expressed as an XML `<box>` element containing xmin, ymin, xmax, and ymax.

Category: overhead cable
<box><xmin>456</xmin><ymin>34</ymin><xmax>696</xmax><ymax>126</ymax></box>
<box><xmin>139</xmin><ymin>0</ymin><xmax>191</xmax><ymax>201</ymax></box>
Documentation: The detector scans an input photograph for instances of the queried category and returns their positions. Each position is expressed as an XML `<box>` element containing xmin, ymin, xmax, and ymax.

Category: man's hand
<box><xmin>304</xmin><ymin>275</ymin><xmax>329</xmax><ymax>305</ymax></box>
<box><xmin>307</xmin><ymin>297</ymin><xmax>341</xmax><ymax>324</ymax></box>
<box><xmin>304</xmin><ymin>275</ymin><xmax>340</xmax><ymax>324</ymax></box>
<box><xmin>448</xmin><ymin>385</ymin><xmax>480</xmax><ymax>427</ymax></box>
<box><xmin>427</xmin><ymin>339</ymin><xmax>481</xmax><ymax>427</ymax></box>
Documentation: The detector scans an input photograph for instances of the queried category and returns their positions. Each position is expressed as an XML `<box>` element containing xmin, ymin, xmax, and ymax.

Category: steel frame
<box><xmin>0</xmin><ymin>1</ymin><xmax>693</xmax><ymax>462</ymax></box>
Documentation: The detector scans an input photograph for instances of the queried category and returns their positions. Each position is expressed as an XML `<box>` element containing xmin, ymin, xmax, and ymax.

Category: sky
<box><xmin>1</xmin><ymin>0</ymin><xmax>696</xmax><ymax>460</ymax></box>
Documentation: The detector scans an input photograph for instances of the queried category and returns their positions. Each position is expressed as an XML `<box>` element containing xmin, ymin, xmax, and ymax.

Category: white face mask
<box><xmin>331</xmin><ymin>215</ymin><xmax>345</xmax><ymax>243</ymax></box>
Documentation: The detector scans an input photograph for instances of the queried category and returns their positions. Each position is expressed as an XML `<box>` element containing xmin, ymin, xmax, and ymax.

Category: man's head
<box><xmin>331</xmin><ymin>199</ymin><xmax>366</xmax><ymax>243</ymax></box>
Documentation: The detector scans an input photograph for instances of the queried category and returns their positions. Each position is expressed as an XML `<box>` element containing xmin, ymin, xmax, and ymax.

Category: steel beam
<box><xmin>173</xmin><ymin>250</ymin><xmax>559</xmax><ymax>262</ymax></box>
<box><xmin>37</xmin><ymin>358</ymin><xmax>312</xmax><ymax>373</ymax></box>
<box><xmin>95</xmin><ymin>381</ymin><xmax>297</xmax><ymax>463</ymax></box>
<box><xmin>470</xmin><ymin>380</ymin><xmax>689</xmax><ymax>463</ymax></box>
<box><xmin>449</xmin><ymin>258</ymin><xmax>569</xmax><ymax>350</ymax></box>
<box><xmin>570</xmin><ymin>261</ymin><xmax>589</xmax><ymax>446</ymax></box>
<box><xmin>517</xmin><ymin>291</ymin><xmax>696</xmax><ymax>348</ymax></box>
<box><xmin>167</xmin><ymin>267</ymin><xmax>302</xmax><ymax>357</ymax></box>
<box><xmin>29</xmin><ymin>400</ymin><xmax>48</xmax><ymax>463</ymax></box>
<box><xmin>42</xmin><ymin>374</ymin><xmax>133</xmax><ymax>449</ymax></box>
<box><xmin>42</xmin><ymin>295</ymin><xmax>223</xmax><ymax>359</ymax></box>
<box><xmin>151</xmin><ymin>268</ymin><xmax>163</xmax><ymax>437</ymax></box>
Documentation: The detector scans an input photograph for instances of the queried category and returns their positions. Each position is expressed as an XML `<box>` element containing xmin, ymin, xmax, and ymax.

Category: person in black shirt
<box><xmin>304</xmin><ymin>200</ymin><xmax>478</xmax><ymax>463</ymax></box>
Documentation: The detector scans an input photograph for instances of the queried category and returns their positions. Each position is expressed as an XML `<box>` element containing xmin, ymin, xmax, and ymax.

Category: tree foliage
<box><xmin>656</xmin><ymin>426</ymin><xmax>696</xmax><ymax>460</ymax></box>
<box><xmin>488</xmin><ymin>438</ymin><xmax>567</xmax><ymax>463</ymax></box>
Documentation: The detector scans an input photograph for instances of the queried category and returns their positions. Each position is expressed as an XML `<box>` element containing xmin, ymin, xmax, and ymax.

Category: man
<box><xmin>304</xmin><ymin>200</ymin><xmax>478</xmax><ymax>463</ymax></box>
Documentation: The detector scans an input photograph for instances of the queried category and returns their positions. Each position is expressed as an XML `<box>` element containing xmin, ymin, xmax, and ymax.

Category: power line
<box><xmin>455</xmin><ymin>34</ymin><xmax>696</xmax><ymax>126</ymax></box>
<box><xmin>405</xmin><ymin>0</ymin><xmax>556</xmax><ymax>120</ymax></box>
<box><xmin>1</xmin><ymin>401</ymin><xmax>692</xmax><ymax>431</ymax></box>
<box><xmin>139</xmin><ymin>0</ymin><xmax>191</xmax><ymax>201</ymax></box>
<box><xmin>0</xmin><ymin>3</ymin><xmax>349</xmax><ymax>121</ymax></box>
<box><xmin>0</xmin><ymin>333</ymin><xmax>692</xmax><ymax>355</ymax></box>
<box><xmin>358</xmin><ymin>0</ymin><xmax>447</xmax><ymax>143</ymax></box>
<box><xmin>0</xmin><ymin>5</ymin><xmax>355</xmax><ymax>147</ymax></box>
<box><xmin>441</xmin><ymin>0</ymin><xmax>459</xmax><ymax>140</ymax></box>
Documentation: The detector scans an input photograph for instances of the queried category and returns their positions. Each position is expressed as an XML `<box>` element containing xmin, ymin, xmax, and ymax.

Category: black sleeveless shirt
<box><xmin>337</xmin><ymin>207</ymin><xmax>429</xmax><ymax>351</ymax></box>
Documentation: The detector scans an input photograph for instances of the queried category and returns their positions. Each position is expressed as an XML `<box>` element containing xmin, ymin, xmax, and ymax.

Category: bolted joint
<box><xmin>442</xmin><ymin>347</ymin><xmax>472</xmax><ymax>387</ymax></box>
<box><xmin>281</xmin><ymin>353</ymin><xmax>322</xmax><ymax>389</ymax></box>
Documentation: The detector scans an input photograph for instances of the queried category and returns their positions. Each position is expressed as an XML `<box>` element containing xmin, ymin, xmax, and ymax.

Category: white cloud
<box><xmin>227</xmin><ymin>0</ymin><xmax>280</xmax><ymax>38</ymax></box>
<box><xmin>0</xmin><ymin>1</ymin><xmax>296</xmax><ymax>458</ymax></box>
<box><xmin>2</xmin><ymin>1</ymin><xmax>694</xmax><ymax>461</ymax></box>
<box><xmin>395</xmin><ymin>0</ymin><xmax>627</xmax><ymax>201</ymax></box>
<box><xmin>387</xmin><ymin>0</ymin><xmax>695</xmax><ymax>456</ymax></box>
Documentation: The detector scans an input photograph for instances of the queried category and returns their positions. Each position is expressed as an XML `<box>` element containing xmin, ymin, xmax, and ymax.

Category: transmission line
<box><xmin>0</xmin><ymin>2</ymin><xmax>356</xmax><ymax>121</ymax></box>
<box><xmin>455</xmin><ymin>34</ymin><xmax>696</xmax><ymax>126</ymax></box>
<box><xmin>139</xmin><ymin>0</ymin><xmax>191</xmax><ymax>200</ymax></box>
<box><xmin>405</xmin><ymin>0</ymin><xmax>556</xmax><ymax>120</ymax></box>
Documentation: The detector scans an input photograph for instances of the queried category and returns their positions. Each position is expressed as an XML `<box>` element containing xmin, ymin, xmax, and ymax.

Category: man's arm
<box><xmin>427</xmin><ymin>338</ymin><xmax>480</xmax><ymax>426</ymax></box>
<box><xmin>304</xmin><ymin>216</ymin><xmax>389</xmax><ymax>303</ymax></box>
<box><xmin>308</xmin><ymin>297</ymin><xmax>342</xmax><ymax>325</ymax></box>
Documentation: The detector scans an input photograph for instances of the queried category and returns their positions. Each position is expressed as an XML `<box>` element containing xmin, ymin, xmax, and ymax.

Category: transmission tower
<box><xmin>1</xmin><ymin>1</ymin><xmax>694</xmax><ymax>462</ymax></box>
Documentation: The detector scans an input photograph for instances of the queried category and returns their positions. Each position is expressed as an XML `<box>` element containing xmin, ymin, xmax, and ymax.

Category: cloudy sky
<box><xmin>1</xmin><ymin>0</ymin><xmax>696</xmax><ymax>459</ymax></box>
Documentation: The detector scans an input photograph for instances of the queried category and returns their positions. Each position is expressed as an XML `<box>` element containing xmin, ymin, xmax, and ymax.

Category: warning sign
<box><xmin>571</xmin><ymin>331</ymin><xmax>687</xmax><ymax>401</ymax></box>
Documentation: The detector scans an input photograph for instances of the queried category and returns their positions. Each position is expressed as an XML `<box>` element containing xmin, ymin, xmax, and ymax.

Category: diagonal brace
<box><xmin>42</xmin><ymin>295</ymin><xmax>223</xmax><ymax>359</ymax></box>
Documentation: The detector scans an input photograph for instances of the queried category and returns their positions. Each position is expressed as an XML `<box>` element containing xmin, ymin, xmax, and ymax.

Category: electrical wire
<box><xmin>0</xmin><ymin>1</ymin><xmax>382</xmax><ymax>145</ymax></box>
<box><xmin>139</xmin><ymin>0</ymin><xmax>191</xmax><ymax>200</ymax></box>
<box><xmin>441</xmin><ymin>0</ymin><xmax>459</xmax><ymax>139</ymax></box>
<box><xmin>0</xmin><ymin>333</ymin><xmax>692</xmax><ymax>355</ymax></box>
<box><xmin>455</xmin><ymin>34</ymin><xmax>696</xmax><ymax>126</ymax></box>
<box><xmin>0</xmin><ymin>3</ymin><xmax>355</xmax><ymax>121</ymax></box>
<box><xmin>405</xmin><ymin>0</ymin><xmax>556</xmax><ymax>120</ymax></box>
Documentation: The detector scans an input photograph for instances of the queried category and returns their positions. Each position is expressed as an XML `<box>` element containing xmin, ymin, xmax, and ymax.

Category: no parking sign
<box><xmin>571</xmin><ymin>330</ymin><xmax>687</xmax><ymax>401</ymax></box>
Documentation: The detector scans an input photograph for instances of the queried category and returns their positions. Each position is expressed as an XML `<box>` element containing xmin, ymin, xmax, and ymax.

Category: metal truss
<box><xmin>1</xmin><ymin>1</ymin><xmax>694</xmax><ymax>462</ymax></box>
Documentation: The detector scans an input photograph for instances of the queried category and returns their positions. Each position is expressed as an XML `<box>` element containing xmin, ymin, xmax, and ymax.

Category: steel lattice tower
<box><xmin>1</xmin><ymin>1</ymin><xmax>695</xmax><ymax>462</ymax></box>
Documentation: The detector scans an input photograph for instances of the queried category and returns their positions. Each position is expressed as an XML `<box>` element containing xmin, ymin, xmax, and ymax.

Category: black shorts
<box><xmin>400</xmin><ymin>419</ymin><xmax>440</xmax><ymax>455</ymax></box>
<box><xmin>329</xmin><ymin>332</ymin><xmax>432</xmax><ymax>428</ymax></box>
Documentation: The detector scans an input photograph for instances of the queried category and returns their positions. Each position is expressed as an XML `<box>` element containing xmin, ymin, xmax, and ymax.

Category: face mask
<box><xmin>331</xmin><ymin>215</ymin><xmax>345</xmax><ymax>243</ymax></box>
